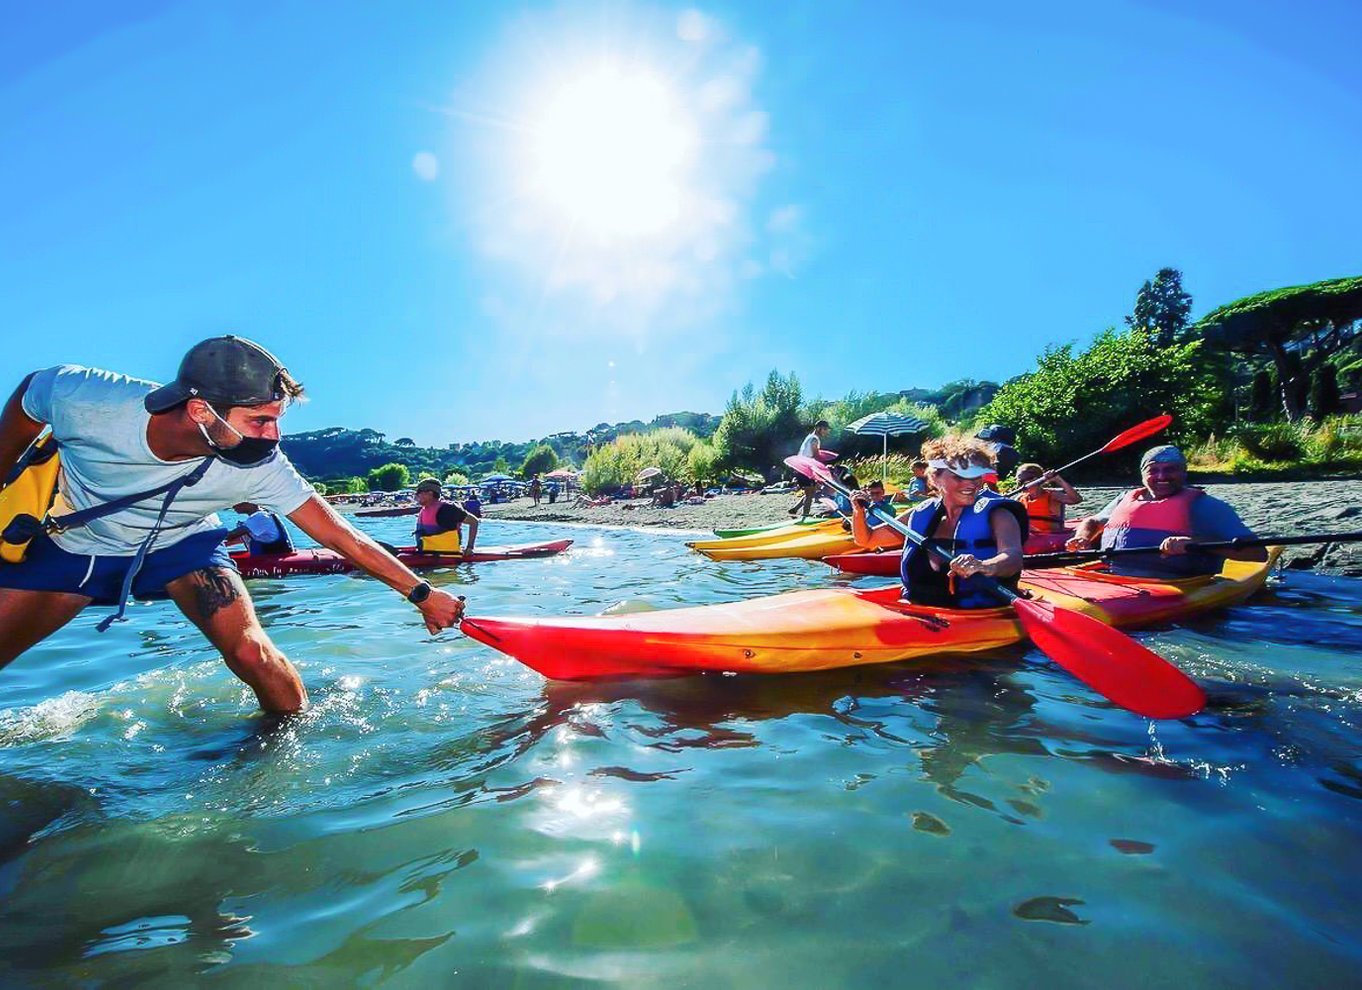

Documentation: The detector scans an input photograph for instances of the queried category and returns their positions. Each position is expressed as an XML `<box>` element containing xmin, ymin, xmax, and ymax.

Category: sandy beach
<box><xmin>470</xmin><ymin>481</ymin><xmax>1362</xmax><ymax>576</ymax></box>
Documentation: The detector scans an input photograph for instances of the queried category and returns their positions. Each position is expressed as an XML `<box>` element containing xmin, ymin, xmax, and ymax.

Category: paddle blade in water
<box><xmin>1012</xmin><ymin>597</ymin><xmax>1205</xmax><ymax>719</ymax></box>
<box><xmin>1100</xmin><ymin>414</ymin><xmax>1173</xmax><ymax>454</ymax></box>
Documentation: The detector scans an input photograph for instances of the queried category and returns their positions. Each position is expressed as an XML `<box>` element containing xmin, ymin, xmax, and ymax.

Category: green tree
<box><xmin>367</xmin><ymin>462</ymin><xmax>410</xmax><ymax>491</ymax></box>
<box><xmin>492</xmin><ymin>455</ymin><xmax>511</xmax><ymax>476</ymax></box>
<box><xmin>1126</xmin><ymin>268</ymin><xmax>1193</xmax><ymax>345</ymax></box>
<box><xmin>521</xmin><ymin>443</ymin><xmax>559</xmax><ymax>478</ymax></box>
<box><xmin>979</xmin><ymin>327</ymin><xmax>1222</xmax><ymax>476</ymax></box>
<box><xmin>710</xmin><ymin>370</ymin><xmax>804</xmax><ymax>479</ymax></box>
<box><xmin>580</xmin><ymin>428</ymin><xmax>698</xmax><ymax>494</ymax></box>
<box><xmin>443</xmin><ymin>470</ymin><xmax>470</xmax><ymax>486</ymax></box>
<box><xmin>1195</xmin><ymin>275</ymin><xmax>1362</xmax><ymax>420</ymax></box>
<box><xmin>1312</xmin><ymin>364</ymin><xmax>1342</xmax><ymax>419</ymax></box>
<box><xmin>1249</xmin><ymin>370</ymin><xmax>1276</xmax><ymax>421</ymax></box>
<box><xmin>685</xmin><ymin>440</ymin><xmax>720</xmax><ymax>486</ymax></box>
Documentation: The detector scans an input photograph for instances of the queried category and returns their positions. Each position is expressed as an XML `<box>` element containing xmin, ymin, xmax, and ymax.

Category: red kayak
<box><xmin>231</xmin><ymin>539</ymin><xmax>573</xmax><ymax>578</ymax></box>
<box><xmin>355</xmin><ymin>505</ymin><xmax>420</xmax><ymax>518</ymax></box>
<box><xmin>824</xmin><ymin>529</ymin><xmax>1075</xmax><ymax>576</ymax></box>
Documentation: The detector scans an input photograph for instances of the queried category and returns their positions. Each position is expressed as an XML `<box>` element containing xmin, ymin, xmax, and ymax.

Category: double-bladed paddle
<box><xmin>1004</xmin><ymin>414</ymin><xmax>1173</xmax><ymax>496</ymax></box>
<box><xmin>785</xmin><ymin>453</ymin><xmax>1205</xmax><ymax>719</ymax></box>
<box><xmin>1024</xmin><ymin>531</ymin><xmax>1361</xmax><ymax>569</ymax></box>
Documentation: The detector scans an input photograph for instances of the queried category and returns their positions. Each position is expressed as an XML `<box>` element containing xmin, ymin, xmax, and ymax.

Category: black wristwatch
<box><xmin>406</xmin><ymin>580</ymin><xmax>432</xmax><ymax>605</ymax></box>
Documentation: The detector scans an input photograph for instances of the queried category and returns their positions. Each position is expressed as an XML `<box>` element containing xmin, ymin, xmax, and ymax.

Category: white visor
<box><xmin>927</xmin><ymin>458</ymin><xmax>994</xmax><ymax>479</ymax></box>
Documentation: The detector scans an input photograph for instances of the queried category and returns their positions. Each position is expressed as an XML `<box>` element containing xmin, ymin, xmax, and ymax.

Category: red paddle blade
<box><xmin>1012</xmin><ymin>597</ymin><xmax>1205</xmax><ymax>718</ymax></box>
<box><xmin>784</xmin><ymin>454</ymin><xmax>834</xmax><ymax>484</ymax></box>
<box><xmin>1100</xmin><ymin>414</ymin><xmax>1173</xmax><ymax>454</ymax></box>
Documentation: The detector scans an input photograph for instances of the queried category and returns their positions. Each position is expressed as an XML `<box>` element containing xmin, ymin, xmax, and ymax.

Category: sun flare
<box><xmin>525</xmin><ymin>66</ymin><xmax>695</xmax><ymax>238</ymax></box>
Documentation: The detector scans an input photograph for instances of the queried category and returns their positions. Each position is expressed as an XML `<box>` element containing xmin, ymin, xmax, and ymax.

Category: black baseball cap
<box><xmin>145</xmin><ymin>335</ymin><xmax>290</xmax><ymax>413</ymax></box>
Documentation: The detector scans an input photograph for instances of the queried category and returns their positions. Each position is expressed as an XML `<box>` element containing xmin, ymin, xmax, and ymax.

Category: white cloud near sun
<box><xmin>441</xmin><ymin>5</ymin><xmax>805</xmax><ymax>338</ymax></box>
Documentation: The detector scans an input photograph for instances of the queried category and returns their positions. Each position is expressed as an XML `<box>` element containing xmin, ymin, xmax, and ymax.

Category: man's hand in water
<box><xmin>418</xmin><ymin>589</ymin><xmax>465</xmax><ymax>634</ymax></box>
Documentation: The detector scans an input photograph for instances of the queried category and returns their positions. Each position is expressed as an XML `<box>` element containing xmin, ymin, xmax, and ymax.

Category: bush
<box><xmin>1230</xmin><ymin>421</ymin><xmax>1309</xmax><ymax>462</ymax></box>
<box><xmin>443</xmin><ymin>470</ymin><xmax>470</xmax><ymax>486</ymax></box>
<box><xmin>979</xmin><ymin>327</ymin><xmax>1223</xmax><ymax>476</ymax></box>
<box><xmin>367</xmin><ymin>462</ymin><xmax>410</xmax><ymax>492</ymax></box>
<box><xmin>581</xmin><ymin>428</ymin><xmax>700</xmax><ymax>494</ymax></box>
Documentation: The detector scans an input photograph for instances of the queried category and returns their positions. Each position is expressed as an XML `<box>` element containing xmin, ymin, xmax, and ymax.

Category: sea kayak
<box><xmin>712</xmin><ymin>518</ymin><xmax>827</xmax><ymax>539</ymax></box>
<box><xmin>231</xmin><ymin>539</ymin><xmax>573</xmax><ymax>578</ymax></box>
<box><xmin>824</xmin><ymin>530</ymin><xmax>1076</xmax><ymax>575</ymax></box>
<box><xmin>686</xmin><ymin>518</ymin><xmax>845</xmax><ymax>554</ymax></box>
<box><xmin>460</xmin><ymin>552</ymin><xmax>1278</xmax><ymax>680</ymax></box>
<box><xmin>355</xmin><ymin>505</ymin><xmax>420</xmax><ymax>518</ymax></box>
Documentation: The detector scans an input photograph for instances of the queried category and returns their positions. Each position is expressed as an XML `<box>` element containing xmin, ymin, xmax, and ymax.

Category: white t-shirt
<box><xmin>23</xmin><ymin>365</ymin><xmax>315</xmax><ymax>556</ymax></box>
<box><xmin>798</xmin><ymin>432</ymin><xmax>822</xmax><ymax>459</ymax></box>
<box><xmin>242</xmin><ymin>511</ymin><xmax>287</xmax><ymax>543</ymax></box>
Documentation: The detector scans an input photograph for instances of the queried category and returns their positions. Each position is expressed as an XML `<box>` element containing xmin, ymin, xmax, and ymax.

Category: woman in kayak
<box><xmin>1012</xmin><ymin>463</ymin><xmax>1081</xmax><ymax>535</ymax></box>
<box><xmin>414</xmin><ymin>478</ymin><xmax>479</xmax><ymax>556</ymax></box>
<box><xmin>849</xmin><ymin>436</ymin><xmax>1028</xmax><ymax>608</ymax></box>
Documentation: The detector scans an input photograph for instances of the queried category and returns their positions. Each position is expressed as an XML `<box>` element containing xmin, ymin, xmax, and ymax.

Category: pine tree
<box><xmin>1126</xmin><ymin>268</ymin><xmax>1194</xmax><ymax>345</ymax></box>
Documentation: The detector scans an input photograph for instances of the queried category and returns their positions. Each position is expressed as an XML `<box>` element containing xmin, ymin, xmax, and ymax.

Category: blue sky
<box><xmin>4</xmin><ymin>0</ymin><xmax>1360</xmax><ymax>445</ymax></box>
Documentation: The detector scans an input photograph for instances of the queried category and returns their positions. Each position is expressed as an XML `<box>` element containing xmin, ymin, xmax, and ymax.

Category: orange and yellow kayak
<box><xmin>460</xmin><ymin>552</ymin><xmax>1278</xmax><ymax>680</ymax></box>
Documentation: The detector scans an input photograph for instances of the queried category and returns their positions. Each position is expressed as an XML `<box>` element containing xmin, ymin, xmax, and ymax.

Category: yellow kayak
<box><xmin>686</xmin><ymin>518</ymin><xmax>845</xmax><ymax>554</ymax></box>
<box><xmin>692</xmin><ymin>526</ymin><xmax>858</xmax><ymax>561</ymax></box>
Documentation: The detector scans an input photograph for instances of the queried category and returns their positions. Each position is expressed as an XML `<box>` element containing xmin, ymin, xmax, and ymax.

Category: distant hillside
<box><xmin>282</xmin><ymin>410</ymin><xmax>721</xmax><ymax>483</ymax></box>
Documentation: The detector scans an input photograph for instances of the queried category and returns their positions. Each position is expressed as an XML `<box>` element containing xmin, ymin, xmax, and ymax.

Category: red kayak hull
<box><xmin>824</xmin><ymin>530</ymin><xmax>1075</xmax><ymax>576</ymax></box>
<box><xmin>231</xmin><ymin>539</ymin><xmax>573</xmax><ymax>578</ymax></box>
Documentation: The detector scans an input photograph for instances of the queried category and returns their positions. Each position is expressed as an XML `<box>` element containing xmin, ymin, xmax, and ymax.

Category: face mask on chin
<box><xmin>198</xmin><ymin>406</ymin><xmax>279</xmax><ymax>467</ymax></box>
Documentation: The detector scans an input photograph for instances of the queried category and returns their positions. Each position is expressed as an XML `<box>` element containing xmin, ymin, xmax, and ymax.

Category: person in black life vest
<box><xmin>225</xmin><ymin>501</ymin><xmax>295</xmax><ymax>555</ymax></box>
<box><xmin>1066</xmin><ymin>445</ymin><xmax>1264</xmax><ymax>578</ymax></box>
<box><xmin>413</xmin><ymin>478</ymin><xmax>478</xmax><ymax>556</ymax></box>
<box><xmin>850</xmin><ymin>435</ymin><xmax>1028</xmax><ymax>608</ymax></box>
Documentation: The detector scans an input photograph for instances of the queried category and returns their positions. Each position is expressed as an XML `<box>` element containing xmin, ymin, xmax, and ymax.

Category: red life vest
<box><xmin>1102</xmin><ymin>486</ymin><xmax>1202</xmax><ymax>551</ymax></box>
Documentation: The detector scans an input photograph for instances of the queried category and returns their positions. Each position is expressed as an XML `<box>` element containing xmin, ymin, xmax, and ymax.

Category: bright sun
<box><xmin>526</xmin><ymin>65</ymin><xmax>695</xmax><ymax>239</ymax></box>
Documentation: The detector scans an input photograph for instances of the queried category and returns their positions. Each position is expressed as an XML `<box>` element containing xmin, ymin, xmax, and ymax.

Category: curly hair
<box><xmin>920</xmin><ymin>434</ymin><xmax>994</xmax><ymax>471</ymax></box>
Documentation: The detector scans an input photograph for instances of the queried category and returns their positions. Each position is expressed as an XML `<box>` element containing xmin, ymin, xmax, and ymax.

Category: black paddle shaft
<box><xmin>1025</xmin><ymin>530</ymin><xmax>1362</xmax><ymax>567</ymax></box>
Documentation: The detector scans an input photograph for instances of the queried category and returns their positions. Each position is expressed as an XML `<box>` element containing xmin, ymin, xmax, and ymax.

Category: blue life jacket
<box><xmin>899</xmin><ymin>489</ymin><xmax>1029</xmax><ymax>609</ymax></box>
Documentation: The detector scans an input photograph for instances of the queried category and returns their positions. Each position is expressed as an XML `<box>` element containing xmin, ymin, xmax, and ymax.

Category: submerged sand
<box><xmin>477</xmin><ymin>481</ymin><xmax>1362</xmax><ymax>576</ymax></box>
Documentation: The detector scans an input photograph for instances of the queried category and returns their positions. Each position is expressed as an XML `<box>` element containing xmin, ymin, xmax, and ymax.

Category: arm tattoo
<box><xmin>190</xmin><ymin>567</ymin><xmax>242</xmax><ymax>619</ymax></box>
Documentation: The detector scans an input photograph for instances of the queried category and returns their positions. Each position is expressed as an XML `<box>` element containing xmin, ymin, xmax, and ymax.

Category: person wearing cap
<box><xmin>0</xmin><ymin>336</ymin><xmax>466</xmax><ymax>714</ymax></box>
<box><xmin>225</xmin><ymin>501</ymin><xmax>295</xmax><ymax>555</ymax></box>
<box><xmin>1066</xmin><ymin>445</ymin><xmax>1265</xmax><ymax>578</ymax></box>
<box><xmin>414</xmin><ymin>478</ymin><xmax>478</xmax><ymax>556</ymax></box>
<box><xmin>850</xmin><ymin>435</ymin><xmax>1029</xmax><ymax>608</ymax></box>
<box><xmin>975</xmin><ymin>424</ymin><xmax>1020</xmax><ymax>480</ymax></box>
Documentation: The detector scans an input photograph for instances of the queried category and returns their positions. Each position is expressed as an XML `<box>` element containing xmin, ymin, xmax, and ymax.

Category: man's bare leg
<box><xmin>0</xmin><ymin>588</ymin><xmax>92</xmax><ymax>669</ymax></box>
<box><xmin>166</xmin><ymin>567</ymin><xmax>307</xmax><ymax>713</ymax></box>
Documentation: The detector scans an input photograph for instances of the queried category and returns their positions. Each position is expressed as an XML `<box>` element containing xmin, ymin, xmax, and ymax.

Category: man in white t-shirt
<box><xmin>790</xmin><ymin>420</ymin><xmax>831</xmax><ymax>518</ymax></box>
<box><xmin>0</xmin><ymin>335</ymin><xmax>465</xmax><ymax>713</ymax></box>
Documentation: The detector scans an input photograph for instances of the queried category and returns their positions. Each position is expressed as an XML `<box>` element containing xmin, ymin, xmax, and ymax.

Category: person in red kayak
<box><xmin>1012</xmin><ymin>463</ymin><xmax>1081</xmax><ymax>535</ymax></box>
<box><xmin>413</xmin><ymin>478</ymin><xmax>479</xmax><ymax>556</ymax></box>
<box><xmin>851</xmin><ymin>435</ymin><xmax>1028</xmax><ymax>608</ymax></box>
<box><xmin>0</xmin><ymin>336</ymin><xmax>466</xmax><ymax>714</ymax></box>
<box><xmin>1066</xmin><ymin>445</ymin><xmax>1264</xmax><ymax>578</ymax></box>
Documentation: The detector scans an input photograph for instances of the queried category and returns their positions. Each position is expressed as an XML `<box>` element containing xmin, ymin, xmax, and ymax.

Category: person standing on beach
<box><xmin>529</xmin><ymin>474</ymin><xmax>542</xmax><ymax>506</ymax></box>
<box><xmin>789</xmin><ymin>420</ymin><xmax>831</xmax><ymax>518</ymax></box>
<box><xmin>0</xmin><ymin>336</ymin><xmax>465</xmax><ymax>714</ymax></box>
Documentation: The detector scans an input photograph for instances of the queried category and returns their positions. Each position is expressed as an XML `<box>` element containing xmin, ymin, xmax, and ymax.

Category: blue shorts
<box><xmin>0</xmin><ymin>529</ymin><xmax>237</xmax><ymax>605</ymax></box>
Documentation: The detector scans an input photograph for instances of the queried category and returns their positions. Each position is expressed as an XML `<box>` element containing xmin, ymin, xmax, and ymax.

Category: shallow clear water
<box><xmin>2</xmin><ymin>520</ymin><xmax>1361</xmax><ymax>987</ymax></box>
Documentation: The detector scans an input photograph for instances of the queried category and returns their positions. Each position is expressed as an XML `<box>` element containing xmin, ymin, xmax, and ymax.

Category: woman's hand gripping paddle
<box><xmin>785</xmin><ymin>454</ymin><xmax>1205</xmax><ymax>719</ymax></box>
<box><xmin>1005</xmin><ymin>414</ymin><xmax>1173</xmax><ymax>496</ymax></box>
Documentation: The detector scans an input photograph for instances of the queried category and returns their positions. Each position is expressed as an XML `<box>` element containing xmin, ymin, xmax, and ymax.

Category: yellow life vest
<box><xmin>418</xmin><ymin>529</ymin><xmax>462</xmax><ymax>553</ymax></box>
<box><xmin>0</xmin><ymin>432</ymin><xmax>63</xmax><ymax>564</ymax></box>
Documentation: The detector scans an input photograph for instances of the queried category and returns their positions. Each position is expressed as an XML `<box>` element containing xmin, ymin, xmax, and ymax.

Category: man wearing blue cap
<box><xmin>1067</xmin><ymin>445</ymin><xmax>1266</xmax><ymax>578</ymax></box>
<box><xmin>0</xmin><ymin>336</ymin><xmax>466</xmax><ymax>714</ymax></box>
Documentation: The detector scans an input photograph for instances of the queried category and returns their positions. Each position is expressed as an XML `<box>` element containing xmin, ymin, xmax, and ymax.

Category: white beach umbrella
<box><xmin>845</xmin><ymin>411</ymin><xmax>929</xmax><ymax>478</ymax></box>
